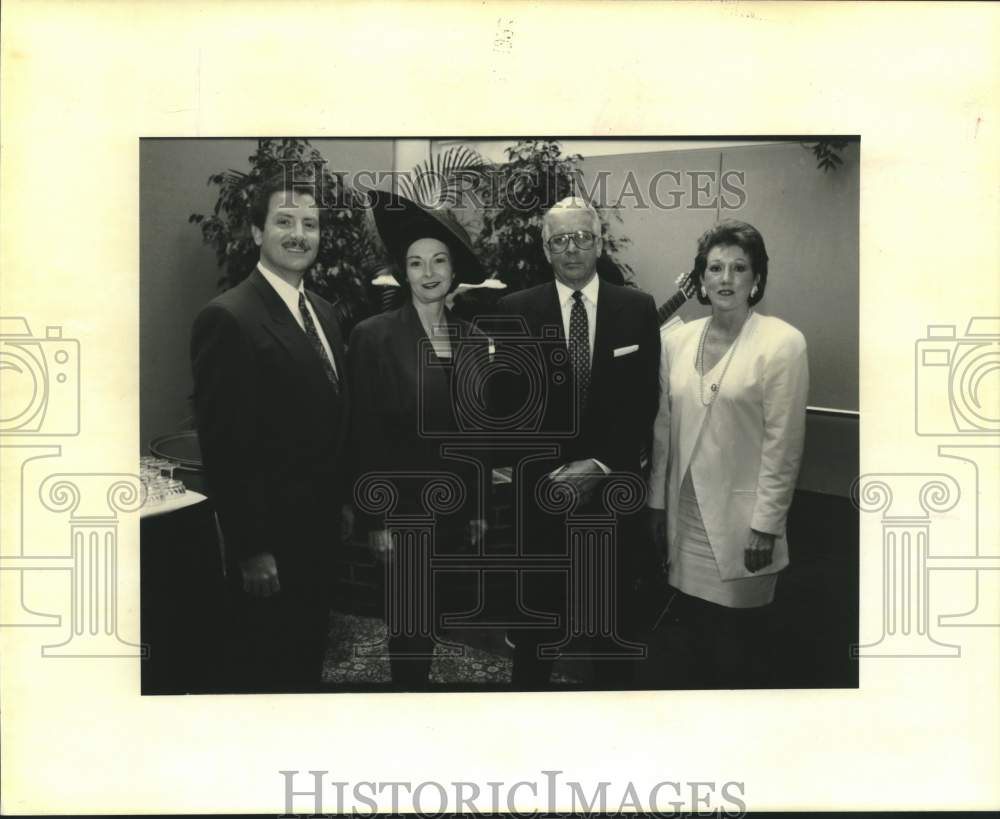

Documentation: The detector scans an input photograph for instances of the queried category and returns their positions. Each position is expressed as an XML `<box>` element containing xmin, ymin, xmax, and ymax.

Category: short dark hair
<box><xmin>249</xmin><ymin>174</ymin><xmax>321</xmax><ymax>232</ymax></box>
<box><xmin>692</xmin><ymin>219</ymin><xmax>769</xmax><ymax>306</ymax></box>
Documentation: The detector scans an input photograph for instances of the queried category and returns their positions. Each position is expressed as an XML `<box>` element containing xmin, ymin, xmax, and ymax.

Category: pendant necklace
<box><xmin>697</xmin><ymin>310</ymin><xmax>752</xmax><ymax>407</ymax></box>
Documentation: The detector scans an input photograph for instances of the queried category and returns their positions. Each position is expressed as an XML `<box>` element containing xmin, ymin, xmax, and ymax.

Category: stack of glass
<box><xmin>140</xmin><ymin>455</ymin><xmax>186</xmax><ymax>506</ymax></box>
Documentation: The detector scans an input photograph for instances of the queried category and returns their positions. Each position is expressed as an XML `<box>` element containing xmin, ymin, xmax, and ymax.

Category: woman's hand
<box><xmin>745</xmin><ymin>528</ymin><xmax>775</xmax><ymax>573</ymax></box>
<box><xmin>466</xmin><ymin>518</ymin><xmax>488</xmax><ymax>548</ymax></box>
<box><xmin>368</xmin><ymin>529</ymin><xmax>393</xmax><ymax>562</ymax></box>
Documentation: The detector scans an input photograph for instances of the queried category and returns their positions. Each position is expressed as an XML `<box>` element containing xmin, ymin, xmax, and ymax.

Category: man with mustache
<box><xmin>191</xmin><ymin>176</ymin><xmax>351</xmax><ymax>692</ymax></box>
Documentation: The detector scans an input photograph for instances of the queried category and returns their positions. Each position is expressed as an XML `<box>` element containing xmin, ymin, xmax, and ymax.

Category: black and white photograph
<box><xmin>3</xmin><ymin>2</ymin><xmax>997</xmax><ymax>815</ymax></box>
<box><xmin>139</xmin><ymin>136</ymin><xmax>860</xmax><ymax>694</ymax></box>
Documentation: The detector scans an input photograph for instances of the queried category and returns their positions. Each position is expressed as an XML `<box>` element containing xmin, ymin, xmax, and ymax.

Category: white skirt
<box><xmin>671</xmin><ymin>469</ymin><xmax>776</xmax><ymax>608</ymax></box>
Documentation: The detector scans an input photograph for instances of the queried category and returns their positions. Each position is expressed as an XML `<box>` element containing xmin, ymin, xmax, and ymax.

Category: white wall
<box><xmin>426</xmin><ymin>137</ymin><xmax>860</xmax><ymax>496</ymax></box>
<box><xmin>577</xmin><ymin>141</ymin><xmax>860</xmax><ymax>412</ymax></box>
<box><xmin>431</xmin><ymin>138</ymin><xmax>785</xmax><ymax>163</ymax></box>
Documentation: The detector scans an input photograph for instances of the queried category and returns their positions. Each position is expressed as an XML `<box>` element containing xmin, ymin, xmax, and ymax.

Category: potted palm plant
<box><xmin>394</xmin><ymin>139</ymin><xmax>635</xmax><ymax>320</ymax></box>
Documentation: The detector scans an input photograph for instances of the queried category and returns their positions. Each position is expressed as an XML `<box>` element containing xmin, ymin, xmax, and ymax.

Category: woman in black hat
<box><xmin>348</xmin><ymin>191</ymin><xmax>491</xmax><ymax>687</ymax></box>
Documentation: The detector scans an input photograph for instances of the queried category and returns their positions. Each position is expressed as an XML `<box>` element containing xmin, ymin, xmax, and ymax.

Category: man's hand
<box><xmin>340</xmin><ymin>504</ymin><xmax>355</xmax><ymax>543</ymax></box>
<box><xmin>466</xmin><ymin>518</ymin><xmax>488</xmax><ymax>548</ymax></box>
<box><xmin>240</xmin><ymin>552</ymin><xmax>280</xmax><ymax>598</ymax></box>
<box><xmin>745</xmin><ymin>528</ymin><xmax>776</xmax><ymax>573</ymax></box>
<box><xmin>551</xmin><ymin>458</ymin><xmax>605</xmax><ymax>503</ymax></box>
<box><xmin>368</xmin><ymin>528</ymin><xmax>393</xmax><ymax>562</ymax></box>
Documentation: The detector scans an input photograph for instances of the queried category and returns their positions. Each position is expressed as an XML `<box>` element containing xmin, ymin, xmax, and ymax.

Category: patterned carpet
<box><xmin>322</xmin><ymin>612</ymin><xmax>579</xmax><ymax>685</ymax></box>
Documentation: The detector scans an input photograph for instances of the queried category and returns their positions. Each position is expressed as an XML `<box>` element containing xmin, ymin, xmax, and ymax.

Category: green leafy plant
<box><xmin>397</xmin><ymin>144</ymin><xmax>489</xmax><ymax>209</ymax></box>
<box><xmin>804</xmin><ymin>139</ymin><xmax>852</xmax><ymax>172</ymax></box>
<box><xmin>189</xmin><ymin>138</ymin><xmax>379</xmax><ymax>332</ymax></box>
<box><xmin>474</xmin><ymin>138</ymin><xmax>634</xmax><ymax>292</ymax></box>
<box><xmin>190</xmin><ymin>138</ymin><xmax>638</xmax><ymax>328</ymax></box>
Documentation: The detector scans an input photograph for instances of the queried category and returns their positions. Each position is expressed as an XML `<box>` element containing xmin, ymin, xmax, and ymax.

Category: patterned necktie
<box><xmin>298</xmin><ymin>291</ymin><xmax>340</xmax><ymax>392</ymax></box>
<box><xmin>569</xmin><ymin>290</ymin><xmax>591</xmax><ymax>411</ymax></box>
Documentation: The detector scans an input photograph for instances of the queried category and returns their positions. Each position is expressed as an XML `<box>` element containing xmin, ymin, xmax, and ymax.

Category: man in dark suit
<box><xmin>496</xmin><ymin>197</ymin><xmax>661</xmax><ymax>687</ymax></box>
<box><xmin>191</xmin><ymin>176</ymin><xmax>351</xmax><ymax>692</ymax></box>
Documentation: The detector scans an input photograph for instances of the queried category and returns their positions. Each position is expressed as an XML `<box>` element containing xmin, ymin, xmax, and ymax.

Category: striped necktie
<box><xmin>298</xmin><ymin>291</ymin><xmax>340</xmax><ymax>392</ymax></box>
<box><xmin>569</xmin><ymin>290</ymin><xmax>590</xmax><ymax>410</ymax></box>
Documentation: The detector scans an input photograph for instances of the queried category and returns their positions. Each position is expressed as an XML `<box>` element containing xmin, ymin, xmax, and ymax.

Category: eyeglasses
<box><xmin>546</xmin><ymin>230</ymin><xmax>597</xmax><ymax>253</ymax></box>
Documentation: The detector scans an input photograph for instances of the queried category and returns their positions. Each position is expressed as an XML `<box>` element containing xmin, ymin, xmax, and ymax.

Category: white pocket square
<box><xmin>613</xmin><ymin>344</ymin><xmax>639</xmax><ymax>358</ymax></box>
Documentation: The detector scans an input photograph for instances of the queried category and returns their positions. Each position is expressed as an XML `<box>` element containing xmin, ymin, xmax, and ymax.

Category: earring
<box><xmin>750</xmin><ymin>285</ymin><xmax>758</xmax><ymax>298</ymax></box>
<box><xmin>700</xmin><ymin>286</ymin><xmax>707</xmax><ymax>298</ymax></box>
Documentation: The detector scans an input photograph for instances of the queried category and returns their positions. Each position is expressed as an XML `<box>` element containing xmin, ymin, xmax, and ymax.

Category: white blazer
<box><xmin>647</xmin><ymin>312</ymin><xmax>809</xmax><ymax>580</ymax></box>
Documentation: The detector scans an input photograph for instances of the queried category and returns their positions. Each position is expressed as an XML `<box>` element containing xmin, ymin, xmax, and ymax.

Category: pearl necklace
<box><xmin>697</xmin><ymin>310</ymin><xmax>752</xmax><ymax>407</ymax></box>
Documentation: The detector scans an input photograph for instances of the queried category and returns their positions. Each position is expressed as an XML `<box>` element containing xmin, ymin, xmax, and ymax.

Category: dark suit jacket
<box><xmin>190</xmin><ymin>269</ymin><xmax>350</xmax><ymax>575</ymax></box>
<box><xmin>495</xmin><ymin>278</ymin><xmax>661</xmax><ymax>480</ymax></box>
<box><xmin>491</xmin><ymin>277</ymin><xmax>661</xmax><ymax>587</ymax></box>
<box><xmin>347</xmin><ymin>301</ymin><xmax>490</xmax><ymax>533</ymax></box>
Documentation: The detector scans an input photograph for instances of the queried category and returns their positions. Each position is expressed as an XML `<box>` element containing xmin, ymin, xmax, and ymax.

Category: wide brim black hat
<box><xmin>367</xmin><ymin>189</ymin><xmax>484</xmax><ymax>287</ymax></box>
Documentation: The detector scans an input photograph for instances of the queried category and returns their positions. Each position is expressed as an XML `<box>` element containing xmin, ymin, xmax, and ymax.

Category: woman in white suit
<box><xmin>647</xmin><ymin>220</ymin><xmax>808</xmax><ymax>687</ymax></box>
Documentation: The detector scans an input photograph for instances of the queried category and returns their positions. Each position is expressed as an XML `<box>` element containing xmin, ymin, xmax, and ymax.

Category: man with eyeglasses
<box><xmin>495</xmin><ymin>196</ymin><xmax>661</xmax><ymax>688</ymax></box>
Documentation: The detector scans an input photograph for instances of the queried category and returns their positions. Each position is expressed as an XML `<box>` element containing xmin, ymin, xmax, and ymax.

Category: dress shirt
<box><xmin>551</xmin><ymin>272</ymin><xmax>608</xmax><ymax>476</ymax></box>
<box><xmin>257</xmin><ymin>262</ymin><xmax>338</xmax><ymax>377</ymax></box>
<box><xmin>555</xmin><ymin>274</ymin><xmax>599</xmax><ymax>362</ymax></box>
